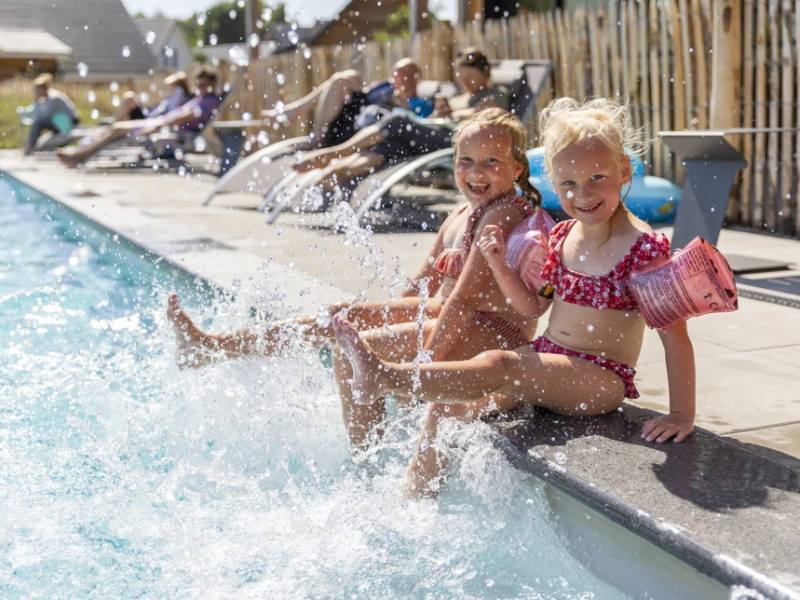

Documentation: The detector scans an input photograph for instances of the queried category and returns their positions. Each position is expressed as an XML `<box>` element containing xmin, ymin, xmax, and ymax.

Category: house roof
<box><xmin>0</xmin><ymin>0</ymin><xmax>155</xmax><ymax>79</ymax></box>
<box><xmin>269</xmin><ymin>21</ymin><xmax>333</xmax><ymax>54</ymax></box>
<box><xmin>135</xmin><ymin>18</ymin><xmax>180</xmax><ymax>57</ymax></box>
<box><xmin>0</xmin><ymin>28</ymin><xmax>73</xmax><ymax>59</ymax></box>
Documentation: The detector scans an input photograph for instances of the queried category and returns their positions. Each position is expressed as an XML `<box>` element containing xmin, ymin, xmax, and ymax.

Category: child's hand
<box><xmin>478</xmin><ymin>225</ymin><xmax>507</xmax><ymax>269</ymax></box>
<box><xmin>641</xmin><ymin>413</ymin><xmax>694</xmax><ymax>443</ymax></box>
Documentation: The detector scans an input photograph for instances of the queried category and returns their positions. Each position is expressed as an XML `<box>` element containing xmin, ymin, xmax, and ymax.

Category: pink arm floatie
<box><xmin>505</xmin><ymin>210</ymin><xmax>557</xmax><ymax>294</ymax></box>
<box><xmin>628</xmin><ymin>236</ymin><xmax>738</xmax><ymax>329</ymax></box>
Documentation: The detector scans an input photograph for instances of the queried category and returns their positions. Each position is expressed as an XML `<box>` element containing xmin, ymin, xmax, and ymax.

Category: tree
<box><xmin>181</xmin><ymin>1</ymin><xmax>286</xmax><ymax>47</ymax></box>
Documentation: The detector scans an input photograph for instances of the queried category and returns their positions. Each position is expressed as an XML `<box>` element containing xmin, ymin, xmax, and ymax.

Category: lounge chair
<box><xmin>202</xmin><ymin>80</ymin><xmax>459</xmax><ymax>206</ymax></box>
<box><xmin>79</xmin><ymin>83</ymin><xmax>234</xmax><ymax>171</ymax></box>
<box><xmin>264</xmin><ymin>59</ymin><xmax>553</xmax><ymax>225</ymax></box>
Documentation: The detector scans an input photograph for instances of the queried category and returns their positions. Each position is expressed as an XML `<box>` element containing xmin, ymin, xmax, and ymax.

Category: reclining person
<box><xmin>288</xmin><ymin>48</ymin><xmax>512</xmax><ymax>197</ymax></box>
<box><xmin>261</xmin><ymin>58</ymin><xmax>433</xmax><ymax>150</ymax></box>
<box><xmin>19</xmin><ymin>73</ymin><xmax>81</xmax><ymax>156</ymax></box>
<box><xmin>115</xmin><ymin>71</ymin><xmax>191</xmax><ymax>122</ymax></box>
<box><xmin>56</xmin><ymin>66</ymin><xmax>221</xmax><ymax>168</ymax></box>
<box><xmin>289</xmin><ymin>111</ymin><xmax>454</xmax><ymax>197</ymax></box>
<box><xmin>433</xmin><ymin>47</ymin><xmax>510</xmax><ymax>121</ymax></box>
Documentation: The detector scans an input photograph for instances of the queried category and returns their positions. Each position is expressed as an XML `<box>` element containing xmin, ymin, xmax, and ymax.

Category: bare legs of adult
<box><xmin>56</xmin><ymin>121</ymin><xmax>139</xmax><ymax>167</ymax></box>
<box><xmin>262</xmin><ymin>70</ymin><xmax>363</xmax><ymax>150</ymax></box>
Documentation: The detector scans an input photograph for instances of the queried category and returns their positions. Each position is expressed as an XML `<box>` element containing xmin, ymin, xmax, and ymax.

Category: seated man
<box><xmin>261</xmin><ymin>58</ymin><xmax>433</xmax><ymax>150</ymax></box>
<box><xmin>115</xmin><ymin>71</ymin><xmax>191</xmax><ymax>122</ymax></box>
<box><xmin>19</xmin><ymin>73</ymin><xmax>81</xmax><ymax>156</ymax></box>
<box><xmin>56</xmin><ymin>66</ymin><xmax>221</xmax><ymax>168</ymax></box>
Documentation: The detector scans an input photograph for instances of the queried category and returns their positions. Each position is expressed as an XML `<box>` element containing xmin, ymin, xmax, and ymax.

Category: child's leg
<box><xmin>406</xmin><ymin>393</ymin><xmax>518</xmax><ymax>499</ymax></box>
<box><xmin>334</xmin><ymin>321</ymin><xmax>433</xmax><ymax>449</ymax></box>
<box><xmin>336</xmin><ymin>311</ymin><xmax>522</xmax><ymax>450</ymax></box>
<box><xmin>167</xmin><ymin>293</ymin><xmax>441</xmax><ymax>366</ymax></box>
<box><xmin>333</xmin><ymin>315</ymin><xmax>626</xmax><ymax>416</ymax></box>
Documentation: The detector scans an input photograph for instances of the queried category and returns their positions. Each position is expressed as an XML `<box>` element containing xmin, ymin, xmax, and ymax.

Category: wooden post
<box><xmin>709</xmin><ymin>0</ymin><xmax>743</xmax><ymax>220</ymax></box>
<box><xmin>796</xmin><ymin>0</ymin><xmax>800</xmax><ymax>236</ymax></box>
<box><xmin>754</xmin><ymin>0</ymin><xmax>767</xmax><ymax>229</ymax></box>
<box><xmin>766</xmin><ymin>0</ymin><xmax>779</xmax><ymax>231</ymax></box>
<box><xmin>691</xmin><ymin>0</ymin><xmax>709</xmax><ymax>129</ymax></box>
<box><xmin>779</xmin><ymin>0</ymin><xmax>793</xmax><ymax>234</ymax></box>
<box><xmin>649</xmin><ymin>0</ymin><xmax>662</xmax><ymax>177</ymax></box>
<box><xmin>740</xmin><ymin>0</ymin><xmax>754</xmax><ymax>225</ymax></box>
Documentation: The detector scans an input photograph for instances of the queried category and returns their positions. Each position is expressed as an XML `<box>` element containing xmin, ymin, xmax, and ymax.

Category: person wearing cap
<box><xmin>19</xmin><ymin>73</ymin><xmax>80</xmax><ymax>155</ymax></box>
<box><xmin>115</xmin><ymin>71</ymin><xmax>191</xmax><ymax>122</ymax></box>
<box><xmin>56</xmin><ymin>66</ymin><xmax>220</xmax><ymax>168</ymax></box>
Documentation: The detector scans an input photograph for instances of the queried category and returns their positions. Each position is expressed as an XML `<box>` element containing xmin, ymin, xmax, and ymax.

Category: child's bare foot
<box><xmin>332</xmin><ymin>314</ymin><xmax>384</xmax><ymax>406</ymax></box>
<box><xmin>166</xmin><ymin>293</ymin><xmax>216</xmax><ymax>368</ymax></box>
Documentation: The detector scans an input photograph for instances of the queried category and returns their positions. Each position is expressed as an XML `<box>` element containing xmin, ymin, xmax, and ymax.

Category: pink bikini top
<box><xmin>540</xmin><ymin>219</ymin><xmax>671</xmax><ymax>310</ymax></box>
<box><xmin>434</xmin><ymin>195</ymin><xmax>537</xmax><ymax>277</ymax></box>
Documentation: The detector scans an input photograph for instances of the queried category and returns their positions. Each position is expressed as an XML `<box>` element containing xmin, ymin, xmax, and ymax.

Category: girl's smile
<box><xmin>550</xmin><ymin>138</ymin><xmax>631</xmax><ymax>225</ymax></box>
<box><xmin>454</xmin><ymin>124</ymin><xmax>524</xmax><ymax>205</ymax></box>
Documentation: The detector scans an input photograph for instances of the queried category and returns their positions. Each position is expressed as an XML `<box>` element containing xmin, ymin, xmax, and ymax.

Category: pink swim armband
<box><xmin>505</xmin><ymin>210</ymin><xmax>557</xmax><ymax>294</ymax></box>
<box><xmin>628</xmin><ymin>237</ymin><xmax>738</xmax><ymax>330</ymax></box>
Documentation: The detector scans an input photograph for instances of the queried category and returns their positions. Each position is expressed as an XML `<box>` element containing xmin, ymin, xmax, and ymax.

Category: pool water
<box><xmin>0</xmin><ymin>174</ymin><xmax>726</xmax><ymax>598</ymax></box>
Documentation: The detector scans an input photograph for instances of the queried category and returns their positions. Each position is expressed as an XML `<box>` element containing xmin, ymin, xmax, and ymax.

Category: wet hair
<box><xmin>453</xmin><ymin>108</ymin><xmax>542</xmax><ymax>208</ymax></box>
<box><xmin>456</xmin><ymin>47</ymin><xmax>492</xmax><ymax>75</ymax></box>
<box><xmin>538</xmin><ymin>97</ymin><xmax>646</xmax><ymax>178</ymax></box>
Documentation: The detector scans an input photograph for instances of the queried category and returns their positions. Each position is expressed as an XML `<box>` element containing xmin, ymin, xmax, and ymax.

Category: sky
<box><xmin>121</xmin><ymin>0</ymin><xmax>457</xmax><ymax>27</ymax></box>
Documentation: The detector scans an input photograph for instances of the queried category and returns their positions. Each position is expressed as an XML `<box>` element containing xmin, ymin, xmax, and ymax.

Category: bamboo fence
<box><xmin>219</xmin><ymin>3</ymin><xmax>800</xmax><ymax>237</ymax></box>
<box><xmin>3</xmin><ymin>2</ymin><xmax>798</xmax><ymax>237</ymax></box>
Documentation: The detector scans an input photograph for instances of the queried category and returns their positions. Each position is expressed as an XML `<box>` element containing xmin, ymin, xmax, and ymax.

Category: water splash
<box><xmin>0</xmin><ymin>179</ymin><xmax>633</xmax><ymax>599</ymax></box>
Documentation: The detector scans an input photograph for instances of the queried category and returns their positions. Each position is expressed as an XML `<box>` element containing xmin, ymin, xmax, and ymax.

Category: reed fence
<box><xmin>2</xmin><ymin>2</ymin><xmax>798</xmax><ymax>237</ymax></box>
<box><xmin>220</xmin><ymin>2</ymin><xmax>799</xmax><ymax>238</ymax></box>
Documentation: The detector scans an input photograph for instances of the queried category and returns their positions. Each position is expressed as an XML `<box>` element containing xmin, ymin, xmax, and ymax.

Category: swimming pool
<box><xmin>0</xmin><ymin>173</ymin><xmax>728</xmax><ymax>598</ymax></box>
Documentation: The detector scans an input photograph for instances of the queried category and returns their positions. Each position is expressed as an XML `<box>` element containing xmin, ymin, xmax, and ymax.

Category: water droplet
<box><xmin>229</xmin><ymin>9</ymin><xmax>237</xmax><ymax>19</ymax></box>
<box><xmin>303</xmin><ymin>47</ymin><xmax>312</xmax><ymax>59</ymax></box>
<box><xmin>121</xmin><ymin>46</ymin><xmax>131</xmax><ymax>58</ymax></box>
<box><xmin>587</xmin><ymin>324</ymin><xmax>594</xmax><ymax>332</ymax></box>
<box><xmin>209</xmin><ymin>34</ymin><xmax>218</xmax><ymax>46</ymax></box>
<box><xmin>257</xmin><ymin>131</ymin><xmax>269</xmax><ymax>146</ymax></box>
<box><xmin>579</xmin><ymin>254</ymin><xmax>587</xmax><ymax>261</ymax></box>
<box><xmin>86</xmin><ymin>90</ymin><xmax>96</xmax><ymax>103</ymax></box>
<box><xmin>197</xmin><ymin>14</ymin><xmax>206</xmax><ymax>26</ymax></box>
<box><xmin>248</xmin><ymin>33</ymin><xmax>260</xmax><ymax>48</ymax></box>
<box><xmin>109</xmin><ymin>81</ymin><xmax>119</xmax><ymax>93</ymax></box>
<box><xmin>90</xmin><ymin>108</ymin><xmax>99</xmax><ymax>120</ymax></box>
<box><xmin>485</xmin><ymin>579</ymin><xmax>495</xmax><ymax>588</ymax></box>
<box><xmin>276</xmin><ymin>73</ymin><xmax>286</xmax><ymax>85</ymax></box>
<box><xmin>566</xmin><ymin>190</ymin><xmax>574</xmax><ymax>198</ymax></box>
<box><xmin>111</xmin><ymin>95</ymin><xmax>120</xmax><ymax>107</ymax></box>
<box><xmin>145</xmin><ymin>31</ymin><xmax>156</xmax><ymax>44</ymax></box>
<box><xmin>164</xmin><ymin>47</ymin><xmax>174</xmax><ymax>58</ymax></box>
<box><xmin>579</xmin><ymin>403</ymin><xmax>588</xmax><ymax>410</ymax></box>
<box><xmin>76</xmin><ymin>62</ymin><xmax>88</xmax><ymax>77</ymax></box>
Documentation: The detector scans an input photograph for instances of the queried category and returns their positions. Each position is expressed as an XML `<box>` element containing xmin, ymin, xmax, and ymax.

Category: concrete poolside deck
<box><xmin>2</xmin><ymin>150</ymin><xmax>799</xmax><ymax>598</ymax></box>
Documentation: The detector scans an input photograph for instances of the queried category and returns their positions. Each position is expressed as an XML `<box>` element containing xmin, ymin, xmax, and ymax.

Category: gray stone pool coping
<box><xmin>2</xmin><ymin>152</ymin><xmax>799</xmax><ymax>598</ymax></box>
